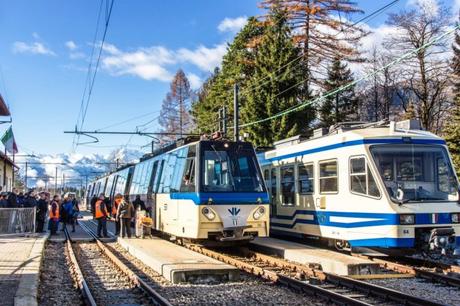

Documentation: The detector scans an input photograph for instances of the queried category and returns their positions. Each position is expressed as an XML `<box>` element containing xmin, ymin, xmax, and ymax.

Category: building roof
<box><xmin>0</xmin><ymin>95</ymin><xmax>11</xmax><ymax>116</ymax></box>
<box><xmin>0</xmin><ymin>151</ymin><xmax>19</xmax><ymax>169</ymax></box>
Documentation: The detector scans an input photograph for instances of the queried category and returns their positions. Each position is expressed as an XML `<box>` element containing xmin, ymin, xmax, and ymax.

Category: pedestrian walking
<box><xmin>95</xmin><ymin>194</ymin><xmax>109</xmax><ymax>238</ymax></box>
<box><xmin>116</xmin><ymin>197</ymin><xmax>134</xmax><ymax>238</ymax></box>
<box><xmin>36</xmin><ymin>192</ymin><xmax>48</xmax><ymax>232</ymax></box>
<box><xmin>112</xmin><ymin>193</ymin><xmax>122</xmax><ymax>235</ymax></box>
<box><xmin>49</xmin><ymin>195</ymin><xmax>60</xmax><ymax>235</ymax></box>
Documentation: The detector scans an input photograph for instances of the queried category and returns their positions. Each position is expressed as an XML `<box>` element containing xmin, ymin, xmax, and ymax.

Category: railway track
<box><xmin>68</xmin><ymin>223</ymin><xmax>171</xmax><ymax>306</ymax></box>
<box><xmin>184</xmin><ymin>244</ymin><xmax>443</xmax><ymax>306</ymax></box>
<box><xmin>352</xmin><ymin>253</ymin><xmax>460</xmax><ymax>288</ymax></box>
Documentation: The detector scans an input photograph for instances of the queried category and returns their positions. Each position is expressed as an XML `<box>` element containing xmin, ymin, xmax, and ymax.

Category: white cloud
<box><xmin>65</xmin><ymin>40</ymin><xmax>78</xmax><ymax>50</ymax></box>
<box><xmin>101</xmin><ymin>42</ymin><xmax>227</xmax><ymax>82</ymax></box>
<box><xmin>187</xmin><ymin>73</ymin><xmax>202</xmax><ymax>89</ymax></box>
<box><xmin>177</xmin><ymin>44</ymin><xmax>227</xmax><ymax>72</ymax></box>
<box><xmin>407</xmin><ymin>0</ymin><xmax>440</xmax><ymax>18</ymax></box>
<box><xmin>69</xmin><ymin>52</ymin><xmax>86</xmax><ymax>60</ymax></box>
<box><xmin>12</xmin><ymin>41</ymin><xmax>56</xmax><ymax>56</ymax></box>
<box><xmin>218</xmin><ymin>16</ymin><xmax>248</xmax><ymax>33</ymax></box>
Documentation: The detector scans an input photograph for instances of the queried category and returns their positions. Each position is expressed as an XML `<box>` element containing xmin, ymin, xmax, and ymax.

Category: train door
<box><xmin>316</xmin><ymin>159</ymin><xmax>338</xmax><ymax>227</ymax></box>
<box><xmin>147</xmin><ymin>160</ymin><xmax>159</xmax><ymax>227</ymax></box>
<box><xmin>153</xmin><ymin>160</ymin><xmax>165</xmax><ymax>231</ymax></box>
<box><xmin>263</xmin><ymin>167</ymin><xmax>278</xmax><ymax>217</ymax></box>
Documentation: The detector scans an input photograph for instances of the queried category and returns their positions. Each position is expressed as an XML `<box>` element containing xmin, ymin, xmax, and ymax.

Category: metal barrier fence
<box><xmin>0</xmin><ymin>208</ymin><xmax>36</xmax><ymax>234</ymax></box>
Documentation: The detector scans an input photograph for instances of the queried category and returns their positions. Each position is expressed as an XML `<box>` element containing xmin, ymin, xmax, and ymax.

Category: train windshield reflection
<box><xmin>370</xmin><ymin>144</ymin><xmax>459</xmax><ymax>202</ymax></box>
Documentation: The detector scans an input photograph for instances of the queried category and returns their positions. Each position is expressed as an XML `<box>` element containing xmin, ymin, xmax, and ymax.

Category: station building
<box><xmin>0</xmin><ymin>94</ymin><xmax>16</xmax><ymax>192</ymax></box>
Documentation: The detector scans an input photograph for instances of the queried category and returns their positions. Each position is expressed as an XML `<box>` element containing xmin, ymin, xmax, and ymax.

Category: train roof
<box><xmin>260</xmin><ymin>120</ymin><xmax>445</xmax><ymax>162</ymax></box>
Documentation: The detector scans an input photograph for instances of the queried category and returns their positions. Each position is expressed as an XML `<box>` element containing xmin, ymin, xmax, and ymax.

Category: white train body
<box><xmin>258</xmin><ymin>121</ymin><xmax>460</xmax><ymax>253</ymax></box>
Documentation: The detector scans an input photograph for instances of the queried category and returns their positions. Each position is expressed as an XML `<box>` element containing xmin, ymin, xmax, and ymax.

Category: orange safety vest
<box><xmin>95</xmin><ymin>200</ymin><xmax>108</xmax><ymax>219</ymax></box>
<box><xmin>112</xmin><ymin>198</ymin><xmax>121</xmax><ymax>215</ymax></box>
<box><xmin>49</xmin><ymin>201</ymin><xmax>59</xmax><ymax>219</ymax></box>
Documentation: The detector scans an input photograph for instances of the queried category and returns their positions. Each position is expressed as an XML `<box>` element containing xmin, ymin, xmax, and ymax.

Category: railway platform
<box><xmin>0</xmin><ymin>233</ymin><xmax>48</xmax><ymax>306</ymax></box>
<box><xmin>118</xmin><ymin>237</ymin><xmax>240</xmax><ymax>284</ymax></box>
<box><xmin>251</xmin><ymin>237</ymin><xmax>379</xmax><ymax>275</ymax></box>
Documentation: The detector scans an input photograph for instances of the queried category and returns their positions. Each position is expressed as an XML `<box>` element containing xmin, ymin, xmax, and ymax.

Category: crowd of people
<box><xmin>1</xmin><ymin>188</ymin><xmax>149</xmax><ymax>238</ymax></box>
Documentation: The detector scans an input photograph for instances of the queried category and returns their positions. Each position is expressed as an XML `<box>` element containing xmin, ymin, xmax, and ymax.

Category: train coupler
<box><xmin>428</xmin><ymin>228</ymin><xmax>457</xmax><ymax>256</ymax></box>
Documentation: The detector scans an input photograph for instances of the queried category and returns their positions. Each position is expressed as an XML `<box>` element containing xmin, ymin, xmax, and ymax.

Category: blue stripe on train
<box><xmin>271</xmin><ymin>211</ymin><xmax>455</xmax><ymax>228</ymax></box>
<box><xmin>349</xmin><ymin>238</ymin><xmax>415</xmax><ymax>248</ymax></box>
<box><xmin>170</xmin><ymin>192</ymin><xmax>270</xmax><ymax>205</ymax></box>
<box><xmin>267</xmin><ymin>138</ymin><xmax>446</xmax><ymax>161</ymax></box>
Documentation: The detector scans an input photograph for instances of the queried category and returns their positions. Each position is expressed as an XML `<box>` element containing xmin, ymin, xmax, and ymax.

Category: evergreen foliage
<box><xmin>320</xmin><ymin>56</ymin><xmax>358</xmax><ymax>127</ymax></box>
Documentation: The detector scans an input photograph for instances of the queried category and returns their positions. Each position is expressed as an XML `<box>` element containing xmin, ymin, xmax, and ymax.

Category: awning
<box><xmin>0</xmin><ymin>95</ymin><xmax>11</xmax><ymax>116</ymax></box>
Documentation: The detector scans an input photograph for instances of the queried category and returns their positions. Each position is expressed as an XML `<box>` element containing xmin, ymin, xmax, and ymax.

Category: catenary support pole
<box><xmin>234</xmin><ymin>83</ymin><xmax>239</xmax><ymax>141</ymax></box>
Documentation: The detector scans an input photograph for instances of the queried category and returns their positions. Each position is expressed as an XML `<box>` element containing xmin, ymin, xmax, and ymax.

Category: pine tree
<box><xmin>443</xmin><ymin>19</ymin><xmax>460</xmax><ymax>177</ymax></box>
<box><xmin>191</xmin><ymin>17</ymin><xmax>265</xmax><ymax>134</ymax></box>
<box><xmin>159</xmin><ymin>69</ymin><xmax>193</xmax><ymax>143</ymax></box>
<box><xmin>320</xmin><ymin>56</ymin><xmax>358</xmax><ymax>127</ymax></box>
<box><xmin>243</xmin><ymin>8</ymin><xmax>314</xmax><ymax>146</ymax></box>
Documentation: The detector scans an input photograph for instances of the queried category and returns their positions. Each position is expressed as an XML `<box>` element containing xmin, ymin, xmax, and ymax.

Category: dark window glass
<box><xmin>281</xmin><ymin>166</ymin><xmax>295</xmax><ymax>206</ymax></box>
<box><xmin>298</xmin><ymin>164</ymin><xmax>314</xmax><ymax>194</ymax></box>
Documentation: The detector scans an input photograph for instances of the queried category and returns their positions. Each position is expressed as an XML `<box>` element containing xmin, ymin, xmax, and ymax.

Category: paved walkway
<box><xmin>0</xmin><ymin>233</ymin><xmax>48</xmax><ymax>306</ymax></box>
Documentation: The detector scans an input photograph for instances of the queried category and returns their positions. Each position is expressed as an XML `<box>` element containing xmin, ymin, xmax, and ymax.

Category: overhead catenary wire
<box><xmin>239</xmin><ymin>23</ymin><xmax>460</xmax><ymax>128</ymax></box>
<box><xmin>239</xmin><ymin>0</ymin><xmax>400</xmax><ymax>96</ymax></box>
<box><xmin>75</xmin><ymin>0</ymin><xmax>115</xmax><ymax>148</ymax></box>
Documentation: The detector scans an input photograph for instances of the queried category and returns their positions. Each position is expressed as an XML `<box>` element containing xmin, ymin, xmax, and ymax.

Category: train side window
<box><xmin>319</xmin><ymin>160</ymin><xmax>338</xmax><ymax>193</ymax></box>
<box><xmin>298</xmin><ymin>163</ymin><xmax>314</xmax><ymax>194</ymax></box>
<box><xmin>281</xmin><ymin>166</ymin><xmax>295</xmax><ymax>206</ymax></box>
<box><xmin>349</xmin><ymin>157</ymin><xmax>381</xmax><ymax>198</ymax></box>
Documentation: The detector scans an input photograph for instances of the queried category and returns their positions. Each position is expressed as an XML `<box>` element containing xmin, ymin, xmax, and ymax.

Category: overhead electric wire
<box><xmin>73</xmin><ymin>0</ymin><xmax>104</xmax><ymax>149</ymax></box>
<box><xmin>75</xmin><ymin>0</ymin><xmax>115</xmax><ymax>148</ymax></box>
<box><xmin>95</xmin><ymin>110</ymin><xmax>160</xmax><ymax>131</ymax></box>
<box><xmin>240</xmin><ymin>0</ymin><xmax>400</xmax><ymax>96</ymax></box>
<box><xmin>240</xmin><ymin>23</ymin><xmax>460</xmax><ymax>128</ymax></box>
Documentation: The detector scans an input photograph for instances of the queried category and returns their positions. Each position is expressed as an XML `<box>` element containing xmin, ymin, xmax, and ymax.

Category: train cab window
<box><xmin>180</xmin><ymin>146</ymin><xmax>197</xmax><ymax>192</ymax></box>
<box><xmin>281</xmin><ymin>166</ymin><xmax>295</xmax><ymax>206</ymax></box>
<box><xmin>319</xmin><ymin>160</ymin><xmax>338</xmax><ymax>193</ymax></box>
<box><xmin>349</xmin><ymin>157</ymin><xmax>381</xmax><ymax>198</ymax></box>
<box><xmin>298</xmin><ymin>163</ymin><xmax>314</xmax><ymax>194</ymax></box>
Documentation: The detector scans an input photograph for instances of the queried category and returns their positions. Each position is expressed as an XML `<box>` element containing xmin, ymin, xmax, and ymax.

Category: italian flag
<box><xmin>1</xmin><ymin>126</ymin><xmax>18</xmax><ymax>154</ymax></box>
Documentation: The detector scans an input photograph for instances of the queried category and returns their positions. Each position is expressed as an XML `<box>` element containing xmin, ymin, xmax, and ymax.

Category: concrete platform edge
<box><xmin>14</xmin><ymin>233</ymin><xmax>49</xmax><ymax>306</ymax></box>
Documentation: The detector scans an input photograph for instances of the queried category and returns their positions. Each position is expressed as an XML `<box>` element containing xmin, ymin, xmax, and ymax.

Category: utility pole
<box><xmin>234</xmin><ymin>83</ymin><xmax>239</xmax><ymax>141</ymax></box>
<box><xmin>62</xmin><ymin>173</ymin><xmax>65</xmax><ymax>194</ymax></box>
<box><xmin>24</xmin><ymin>161</ymin><xmax>28</xmax><ymax>190</ymax></box>
<box><xmin>55</xmin><ymin>167</ymin><xmax>58</xmax><ymax>194</ymax></box>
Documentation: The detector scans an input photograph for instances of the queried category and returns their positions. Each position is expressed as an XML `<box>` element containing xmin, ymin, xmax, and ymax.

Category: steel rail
<box><xmin>353</xmin><ymin>253</ymin><xmax>460</xmax><ymax>289</ymax></box>
<box><xmin>186</xmin><ymin>244</ymin><xmax>443</xmax><ymax>306</ymax></box>
<box><xmin>64</xmin><ymin>228</ymin><xmax>97</xmax><ymax>306</ymax></box>
<box><xmin>79</xmin><ymin>221</ymin><xmax>172</xmax><ymax>306</ymax></box>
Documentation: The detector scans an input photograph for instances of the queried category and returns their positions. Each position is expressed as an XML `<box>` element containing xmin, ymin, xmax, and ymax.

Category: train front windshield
<box><xmin>370</xmin><ymin>144</ymin><xmax>459</xmax><ymax>202</ymax></box>
<box><xmin>200</xmin><ymin>142</ymin><xmax>266</xmax><ymax>193</ymax></box>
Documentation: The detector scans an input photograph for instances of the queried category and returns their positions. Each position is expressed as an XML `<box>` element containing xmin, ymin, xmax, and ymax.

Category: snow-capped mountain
<box><xmin>17</xmin><ymin>147</ymin><xmax>145</xmax><ymax>188</ymax></box>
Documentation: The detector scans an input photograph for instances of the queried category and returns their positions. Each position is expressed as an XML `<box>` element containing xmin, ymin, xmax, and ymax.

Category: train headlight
<box><xmin>202</xmin><ymin>207</ymin><xmax>215</xmax><ymax>220</ymax></box>
<box><xmin>253</xmin><ymin>206</ymin><xmax>266</xmax><ymax>220</ymax></box>
<box><xmin>451</xmin><ymin>213</ymin><xmax>460</xmax><ymax>223</ymax></box>
<box><xmin>399</xmin><ymin>214</ymin><xmax>415</xmax><ymax>225</ymax></box>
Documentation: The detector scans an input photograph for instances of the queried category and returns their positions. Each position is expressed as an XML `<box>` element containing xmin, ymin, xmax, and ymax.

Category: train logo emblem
<box><xmin>228</xmin><ymin>207</ymin><xmax>241</xmax><ymax>216</ymax></box>
<box><xmin>228</xmin><ymin>207</ymin><xmax>241</xmax><ymax>226</ymax></box>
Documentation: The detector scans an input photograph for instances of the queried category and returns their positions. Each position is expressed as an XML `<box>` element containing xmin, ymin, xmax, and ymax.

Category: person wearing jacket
<box><xmin>90</xmin><ymin>195</ymin><xmax>98</xmax><ymax>217</ymax></box>
<box><xmin>62</xmin><ymin>196</ymin><xmax>76</xmax><ymax>232</ymax></box>
<box><xmin>112</xmin><ymin>193</ymin><xmax>123</xmax><ymax>235</ymax></box>
<box><xmin>95</xmin><ymin>194</ymin><xmax>109</xmax><ymax>238</ymax></box>
<box><xmin>116</xmin><ymin>197</ymin><xmax>134</xmax><ymax>238</ymax></box>
<box><xmin>36</xmin><ymin>192</ymin><xmax>48</xmax><ymax>232</ymax></box>
<box><xmin>49</xmin><ymin>195</ymin><xmax>60</xmax><ymax>235</ymax></box>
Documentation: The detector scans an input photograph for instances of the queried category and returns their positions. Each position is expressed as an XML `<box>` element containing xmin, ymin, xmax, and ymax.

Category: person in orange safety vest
<box><xmin>49</xmin><ymin>194</ymin><xmax>61</xmax><ymax>235</ymax></box>
<box><xmin>112</xmin><ymin>193</ymin><xmax>123</xmax><ymax>235</ymax></box>
<box><xmin>95</xmin><ymin>194</ymin><xmax>109</xmax><ymax>238</ymax></box>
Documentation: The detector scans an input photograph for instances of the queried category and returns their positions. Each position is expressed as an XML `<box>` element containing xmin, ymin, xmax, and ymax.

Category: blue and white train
<box><xmin>87</xmin><ymin>137</ymin><xmax>269</xmax><ymax>243</ymax></box>
<box><xmin>258</xmin><ymin>120</ymin><xmax>460</xmax><ymax>255</ymax></box>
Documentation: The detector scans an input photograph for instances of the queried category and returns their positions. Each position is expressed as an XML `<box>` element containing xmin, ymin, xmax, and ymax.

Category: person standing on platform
<box><xmin>112</xmin><ymin>193</ymin><xmax>123</xmax><ymax>235</ymax></box>
<box><xmin>63</xmin><ymin>196</ymin><xmax>76</xmax><ymax>232</ymax></box>
<box><xmin>49</xmin><ymin>195</ymin><xmax>60</xmax><ymax>235</ymax></box>
<box><xmin>116</xmin><ymin>197</ymin><xmax>134</xmax><ymax>238</ymax></box>
<box><xmin>132</xmin><ymin>195</ymin><xmax>146</xmax><ymax>211</ymax></box>
<box><xmin>36</xmin><ymin>192</ymin><xmax>48</xmax><ymax>232</ymax></box>
<box><xmin>95</xmin><ymin>194</ymin><xmax>109</xmax><ymax>238</ymax></box>
<box><xmin>7</xmin><ymin>188</ymin><xmax>18</xmax><ymax>207</ymax></box>
<box><xmin>90</xmin><ymin>194</ymin><xmax>97</xmax><ymax>217</ymax></box>
<box><xmin>70</xmin><ymin>194</ymin><xmax>80</xmax><ymax>225</ymax></box>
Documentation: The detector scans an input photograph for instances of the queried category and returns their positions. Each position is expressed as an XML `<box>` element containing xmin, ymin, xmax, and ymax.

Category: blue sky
<box><xmin>0</xmin><ymin>0</ymin><xmax>457</xmax><ymax>156</ymax></box>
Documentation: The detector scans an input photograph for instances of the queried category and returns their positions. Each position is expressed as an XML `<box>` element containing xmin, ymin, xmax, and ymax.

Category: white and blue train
<box><xmin>87</xmin><ymin>137</ymin><xmax>269</xmax><ymax>243</ymax></box>
<box><xmin>257</xmin><ymin>120</ymin><xmax>460</xmax><ymax>255</ymax></box>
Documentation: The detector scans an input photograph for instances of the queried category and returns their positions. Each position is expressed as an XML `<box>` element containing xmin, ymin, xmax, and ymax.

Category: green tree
<box><xmin>320</xmin><ymin>56</ymin><xmax>358</xmax><ymax>127</ymax></box>
<box><xmin>243</xmin><ymin>8</ymin><xmax>314</xmax><ymax>146</ymax></box>
<box><xmin>443</xmin><ymin>21</ymin><xmax>460</xmax><ymax>177</ymax></box>
<box><xmin>191</xmin><ymin>17</ymin><xmax>265</xmax><ymax>134</ymax></box>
